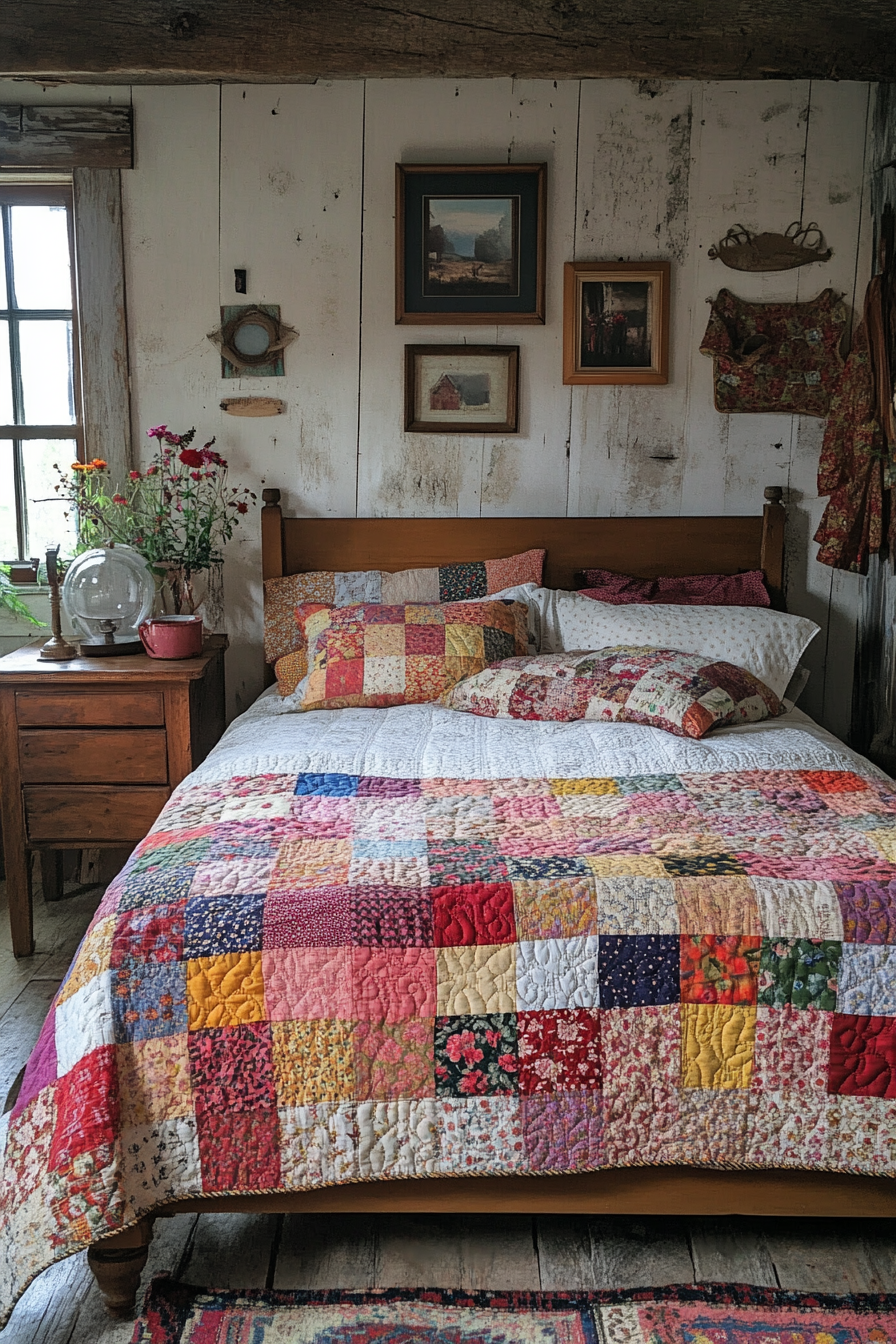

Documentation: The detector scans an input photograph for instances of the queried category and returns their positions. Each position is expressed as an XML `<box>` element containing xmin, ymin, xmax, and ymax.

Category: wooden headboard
<box><xmin>261</xmin><ymin>486</ymin><xmax>786</xmax><ymax>605</ymax></box>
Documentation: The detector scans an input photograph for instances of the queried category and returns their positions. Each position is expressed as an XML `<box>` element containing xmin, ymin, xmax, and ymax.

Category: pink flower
<box><xmin>147</xmin><ymin>424</ymin><xmax>167</xmax><ymax>439</ymax></box>
<box><xmin>497</xmin><ymin>1054</ymin><xmax>517</xmax><ymax>1072</ymax></box>
<box><xmin>129</xmin><ymin>470</ymin><xmax>141</xmax><ymax>480</ymax></box>
<box><xmin>190</xmin><ymin>470</ymin><xmax>202</xmax><ymax>481</ymax></box>
<box><xmin>179</xmin><ymin>448</ymin><xmax>203</xmax><ymax>467</ymax></box>
<box><xmin>146</xmin><ymin>464</ymin><xmax>159</xmax><ymax>476</ymax></box>
<box><xmin>458</xmin><ymin>1070</ymin><xmax>488</xmax><ymax>1095</ymax></box>
<box><xmin>164</xmin><ymin>432</ymin><xmax>183</xmax><ymax>446</ymax></box>
<box><xmin>111</xmin><ymin>493</ymin><xmax>127</xmax><ymax>504</ymax></box>
<box><xmin>485</xmin><ymin>1029</ymin><xmax>501</xmax><ymax>1047</ymax></box>
<box><xmin>445</xmin><ymin>1030</ymin><xmax>476</xmax><ymax>1064</ymax></box>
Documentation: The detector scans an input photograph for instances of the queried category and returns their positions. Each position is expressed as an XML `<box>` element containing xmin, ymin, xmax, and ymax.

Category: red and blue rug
<box><xmin>133</xmin><ymin>1278</ymin><xmax>896</xmax><ymax>1344</ymax></box>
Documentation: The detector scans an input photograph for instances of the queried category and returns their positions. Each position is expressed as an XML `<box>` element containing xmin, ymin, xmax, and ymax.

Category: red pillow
<box><xmin>578</xmin><ymin>568</ymin><xmax>770</xmax><ymax>608</ymax></box>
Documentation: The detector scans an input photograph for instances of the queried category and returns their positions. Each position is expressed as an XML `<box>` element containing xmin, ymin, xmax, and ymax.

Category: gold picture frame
<box><xmin>563</xmin><ymin>261</ymin><xmax>670</xmax><ymax>385</ymax></box>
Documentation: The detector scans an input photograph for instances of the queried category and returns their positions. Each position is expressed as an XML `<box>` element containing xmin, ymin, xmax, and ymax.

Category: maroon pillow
<box><xmin>578</xmin><ymin>568</ymin><xmax>770</xmax><ymax>608</ymax></box>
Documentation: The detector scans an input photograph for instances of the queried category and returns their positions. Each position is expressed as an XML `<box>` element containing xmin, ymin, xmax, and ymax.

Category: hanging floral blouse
<box><xmin>700</xmin><ymin>287</ymin><xmax>847</xmax><ymax>416</ymax></box>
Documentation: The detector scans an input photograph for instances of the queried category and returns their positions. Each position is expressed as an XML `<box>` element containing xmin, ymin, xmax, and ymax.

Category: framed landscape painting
<box><xmin>563</xmin><ymin>261</ymin><xmax>670</xmax><ymax>384</ymax></box>
<box><xmin>404</xmin><ymin>345</ymin><xmax>520</xmax><ymax>433</ymax></box>
<box><xmin>396</xmin><ymin>164</ymin><xmax>546</xmax><ymax>324</ymax></box>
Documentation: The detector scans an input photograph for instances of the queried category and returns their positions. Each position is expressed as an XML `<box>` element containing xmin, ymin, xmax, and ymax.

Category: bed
<box><xmin>5</xmin><ymin>484</ymin><xmax>896</xmax><ymax>1327</ymax></box>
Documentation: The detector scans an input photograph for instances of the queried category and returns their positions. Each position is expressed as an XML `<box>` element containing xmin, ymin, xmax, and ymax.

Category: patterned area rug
<box><xmin>134</xmin><ymin>1278</ymin><xmax>896</xmax><ymax>1343</ymax></box>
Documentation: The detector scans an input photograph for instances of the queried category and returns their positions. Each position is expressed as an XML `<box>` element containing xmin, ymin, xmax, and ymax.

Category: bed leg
<box><xmin>87</xmin><ymin>1218</ymin><xmax>154</xmax><ymax>1319</ymax></box>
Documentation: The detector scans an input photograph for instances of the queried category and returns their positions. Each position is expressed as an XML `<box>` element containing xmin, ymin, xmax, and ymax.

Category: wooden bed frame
<box><xmin>89</xmin><ymin>485</ymin><xmax>896</xmax><ymax>1320</ymax></box>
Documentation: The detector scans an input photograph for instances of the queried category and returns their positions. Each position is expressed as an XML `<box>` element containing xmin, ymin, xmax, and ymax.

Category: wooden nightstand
<box><xmin>0</xmin><ymin>636</ymin><xmax>226</xmax><ymax>957</ymax></box>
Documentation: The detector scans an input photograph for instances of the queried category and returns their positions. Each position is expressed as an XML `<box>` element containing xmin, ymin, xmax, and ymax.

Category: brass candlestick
<box><xmin>38</xmin><ymin>546</ymin><xmax>77</xmax><ymax>661</ymax></box>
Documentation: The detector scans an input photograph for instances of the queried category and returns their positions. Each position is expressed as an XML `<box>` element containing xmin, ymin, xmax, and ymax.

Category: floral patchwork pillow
<box><xmin>441</xmin><ymin>645</ymin><xmax>782</xmax><ymax>738</ymax></box>
<box><xmin>263</xmin><ymin>548</ymin><xmax>544</xmax><ymax>673</ymax></box>
<box><xmin>297</xmin><ymin>600</ymin><xmax>529</xmax><ymax>712</ymax></box>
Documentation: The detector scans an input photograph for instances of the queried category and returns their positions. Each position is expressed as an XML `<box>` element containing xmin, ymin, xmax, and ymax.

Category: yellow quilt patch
<box><xmin>681</xmin><ymin>1003</ymin><xmax>756</xmax><ymax>1089</ymax></box>
<box><xmin>186</xmin><ymin>951</ymin><xmax>266</xmax><ymax>1029</ymax></box>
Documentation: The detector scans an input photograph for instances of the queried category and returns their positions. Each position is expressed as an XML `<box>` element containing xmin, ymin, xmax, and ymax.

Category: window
<box><xmin>0</xmin><ymin>183</ymin><xmax>81</xmax><ymax>561</ymax></box>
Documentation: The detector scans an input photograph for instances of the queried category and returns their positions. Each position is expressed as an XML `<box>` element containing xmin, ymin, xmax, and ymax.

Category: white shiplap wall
<box><xmin>2</xmin><ymin>78</ymin><xmax>872</xmax><ymax>728</ymax></box>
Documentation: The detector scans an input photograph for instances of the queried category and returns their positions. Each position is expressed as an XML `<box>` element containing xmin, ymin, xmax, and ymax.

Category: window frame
<box><xmin>0</xmin><ymin>181</ymin><xmax>84</xmax><ymax>561</ymax></box>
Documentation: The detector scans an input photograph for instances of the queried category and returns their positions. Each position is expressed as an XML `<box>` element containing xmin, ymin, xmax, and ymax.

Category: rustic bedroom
<box><xmin>2</xmin><ymin>3</ymin><xmax>896</xmax><ymax>1341</ymax></box>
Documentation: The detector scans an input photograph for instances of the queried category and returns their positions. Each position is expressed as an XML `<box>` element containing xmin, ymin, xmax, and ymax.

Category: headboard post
<box><xmin>760</xmin><ymin>485</ymin><xmax>786</xmax><ymax>609</ymax></box>
<box><xmin>261</xmin><ymin>488</ymin><xmax>284</xmax><ymax>581</ymax></box>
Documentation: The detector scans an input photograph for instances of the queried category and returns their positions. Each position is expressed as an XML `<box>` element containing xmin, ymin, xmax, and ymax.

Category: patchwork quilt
<box><xmin>4</xmin><ymin>698</ymin><xmax>896</xmax><ymax>1320</ymax></box>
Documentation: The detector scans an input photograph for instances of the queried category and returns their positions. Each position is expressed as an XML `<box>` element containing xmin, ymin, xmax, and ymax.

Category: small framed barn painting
<box><xmin>563</xmin><ymin>261</ymin><xmax>670</xmax><ymax>385</ymax></box>
<box><xmin>396</xmin><ymin>164</ymin><xmax>546</xmax><ymax>324</ymax></box>
<box><xmin>404</xmin><ymin>345</ymin><xmax>520</xmax><ymax>433</ymax></box>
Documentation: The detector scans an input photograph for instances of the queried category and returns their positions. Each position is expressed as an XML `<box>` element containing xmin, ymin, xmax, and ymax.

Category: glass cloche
<box><xmin>61</xmin><ymin>546</ymin><xmax>155</xmax><ymax>655</ymax></box>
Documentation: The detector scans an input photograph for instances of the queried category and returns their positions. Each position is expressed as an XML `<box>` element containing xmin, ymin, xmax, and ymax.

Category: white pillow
<box><xmin>529</xmin><ymin>588</ymin><xmax>818</xmax><ymax>701</ymax></box>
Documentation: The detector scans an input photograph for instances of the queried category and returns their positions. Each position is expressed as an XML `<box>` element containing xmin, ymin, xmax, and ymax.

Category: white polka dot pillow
<box><xmin>441</xmin><ymin>647</ymin><xmax>782</xmax><ymax>738</ymax></box>
<box><xmin>525</xmin><ymin>589</ymin><xmax>818</xmax><ymax>701</ymax></box>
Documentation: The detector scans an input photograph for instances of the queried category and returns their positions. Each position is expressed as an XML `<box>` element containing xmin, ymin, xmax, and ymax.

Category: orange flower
<box><xmin>91</xmin><ymin>458</ymin><xmax>107</xmax><ymax>469</ymax></box>
<box><xmin>71</xmin><ymin>462</ymin><xmax>86</xmax><ymax>471</ymax></box>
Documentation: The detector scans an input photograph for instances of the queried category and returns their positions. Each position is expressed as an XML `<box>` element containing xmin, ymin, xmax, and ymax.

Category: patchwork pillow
<box><xmin>298</xmin><ymin>600</ymin><xmax>529</xmax><ymax>712</ymax></box>
<box><xmin>263</xmin><ymin>549</ymin><xmax>545</xmax><ymax>668</ymax></box>
<box><xmin>440</xmin><ymin>646</ymin><xmax>782</xmax><ymax>738</ymax></box>
<box><xmin>578</xmin><ymin>568</ymin><xmax>770</xmax><ymax>607</ymax></box>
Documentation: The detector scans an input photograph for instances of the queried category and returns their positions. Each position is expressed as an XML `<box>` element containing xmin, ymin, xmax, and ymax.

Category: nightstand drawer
<box><xmin>16</xmin><ymin>689</ymin><xmax>165</xmax><ymax>727</ymax></box>
<box><xmin>19</xmin><ymin>728</ymin><xmax>169</xmax><ymax>784</ymax></box>
<box><xmin>24</xmin><ymin>786</ymin><xmax>171</xmax><ymax>843</ymax></box>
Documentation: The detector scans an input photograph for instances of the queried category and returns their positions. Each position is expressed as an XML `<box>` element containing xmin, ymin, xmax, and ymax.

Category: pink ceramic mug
<box><xmin>139</xmin><ymin>614</ymin><xmax>204</xmax><ymax>659</ymax></box>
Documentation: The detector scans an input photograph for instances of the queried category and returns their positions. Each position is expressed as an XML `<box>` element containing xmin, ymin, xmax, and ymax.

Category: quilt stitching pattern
<box><xmin>5</xmin><ymin>762</ymin><xmax>896</xmax><ymax>1313</ymax></box>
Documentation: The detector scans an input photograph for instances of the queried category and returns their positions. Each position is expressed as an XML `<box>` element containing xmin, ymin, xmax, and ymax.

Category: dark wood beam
<box><xmin>2</xmin><ymin>1</ymin><xmax>896</xmax><ymax>83</ymax></box>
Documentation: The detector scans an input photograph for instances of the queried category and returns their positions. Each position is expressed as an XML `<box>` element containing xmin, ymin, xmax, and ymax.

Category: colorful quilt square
<box><xmin>208</xmin><ymin>822</ymin><xmax>282</xmax><ymax>863</ymax></box>
<box><xmin>118</xmin><ymin>864</ymin><xmax>196</xmax><ymax>911</ymax></box>
<box><xmin>404</xmin><ymin>623</ymin><xmax>445</xmax><ymax>656</ymax></box>
<box><xmin>681</xmin><ymin>1003</ymin><xmax>756</xmax><ymax>1089</ymax></box>
<box><xmin>112</xmin><ymin>960</ymin><xmax>187</xmax><ymax>1043</ymax></box>
<box><xmin>515</xmin><ymin>936</ymin><xmax>598</xmax><ymax>1010</ymax></box>
<box><xmin>184</xmin><ymin>891</ymin><xmax>266</xmax><ymax>959</ymax></box>
<box><xmin>585</xmin><ymin>854</ymin><xmax>670</xmax><ymax>878</ymax></box>
<box><xmin>517</xmin><ymin>1009</ymin><xmax>600</xmax><ymax>1094</ymax></box>
<box><xmin>13</xmin><ymin>1013</ymin><xmax>57</xmax><ymax>1120</ymax></box>
<box><xmin>57</xmin><ymin>915</ymin><xmax>116</xmax><ymax>1005</ymax></box>
<box><xmin>363</xmin><ymin>623</ymin><xmax>405</xmax><ymax>657</ymax></box>
<box><xmin>295</xmin><ymin>773</ymin><xmax>359</xmax><ymax>798</ymax></box>
<box><xmin>405</xmin><ymin>655</ymin><xmax>451</xmax><ymax>701</ymax></box>
<box><xmin>752</xmin><ymin>1004</ymin><xmax>832</xmax><ymax>1095</ymax></box>
<box><xmin>600</xmin><ymin>1003</ymin><xmax>681</xmax><ymax>1097</ymax></box>
<box><xmin>263</xmin><ymin>884</ymin><xmax>352</xmax><ymax>949</ymax></box>
<box><xmin>261</xmin><ymin>946</ymin><xmax>353</xmax><ymax>1021</ymax></box>
<box><xmin>110</xmin><ymin>902</ymin><xmax>184</xmax><ymax>967</ymax></box>
<box><xmin>482</xmin><ymin>625</ymin><xmax>516</xmax><ymax>662</ymax></box>
<box><xmin>351</xmin><ymin>946</ymin><xmax>436</xmax><ymax>1021</ymax></box>
<box><xmin>356</xmin><ymin>1098</ymin><xmax>440</xmax><ymax>1178</ymax></box>
<box><xmin>752</xmin><ymin>878</ymin><xmax>844</xmax><ymax>939</ymax></box>
<box><xmin>828</xmin><ymin>1012</ymin><xmax>896</xmax><ymax>1097</ymax></box>
<box><xmin>54</xmin><ymin>971</ymin><xmax>113</xmax><ymax>1074</ymax></box>
<box><xmin>436</xmin><ymin>944</ymin><xmax>518</xmax><ymax>1015</ymax></box>
<box><xmin>270</xmin><ymin>1018</ymin><xmax>354</xmax><ymax>1104</ymax></box>
<box><xmin>549</xmin><ymin>777</ymin><xmax>619</xmax><ymax>796</ymax></box>
<box><xmin>278</xmin><ymin>1100</ymin><xmax>358</xmax><ymax>1187</ymax></box>
<box><xmin>513</xmin><ymin>877</ymin><xmax>597</xmax><ymax>941</ymax></box>
<box><xmin>117</xmin><ymin>1034</ymin><xmax>193</xmax><ymax>1126</ymax></box>
<box><xmin>837</xmin><ymin>879</ymin><xmax>896</xmax><ymax>944</ymax></box>
<box><xmin>353</xmin><ymin>1018</ymin><xmax>434</xmax><ymax>1100</ymax></box>
<box><xmin>435</xmin><ymin>1014</ymin><xmax>519</xmax><ymax>1096</ymax></box>
<box><xmin>49</xmin><ymin>1046</ymin><xmax>119</xmax><ymax>1169</ymax></box>
<box><xmin>439</xmin><ymin>560</ymin><xmax>487</xmax><ymax>601</ymax></box>
<box><xmin>680</xmin><ymin>935</ymin><xmax>761</xmax><ymax>1005</ymax></box>
<box><xmin>189</xmin><ymin>856</ymin><xmax>278</xmax><ymax>900</ymax></box>
<box><xmin>351</xmin><ymin>887</ymin><xmax>433</xmax><ymax>947</ymax></box>
<box><xmin>360</xmin><ymin>656</ymin><xmax>404</xmax><ymax>698</ymax></box>
<box><xmin>520</xmin><ymin>1092</ymin><xmax>603</xmax><ymax>1168</ymax></box>
<box><xmin>801</xmin><ymin>769</ymin><xmax>870</xmax><ymax>793</ymax></box>
<box><xmin>348</xmin><ymin>852</ymin><xmax>430</xmax><ymax>889</ymax></box>
<box><xmin>504</xmin><ymin>856</ymin><xmax>589</xmax><ymax>882</ymax></box>
<box><xmin>186</xmin><ymin>951</ymin><xmax>265</xmax><ymax>1030</ymax></box>
<box><xmin>270</xmin><ymin>839</ymin><xmax>352</xmax><ymax>894</ymax></box>
<box><xmin>438</xmin><ymin>1096</ymin><xmax>525</xmax><ymax>1173</ymax></box>
<box><xmin>599</xmin><ymin>935</ymin><xmax>680</xmax><ymax>1008</ymax></box>
<box><xmin>674</xmin><ymin>877</ymin><xmax>761</xmax><ymax>935</ymax></box>
<box><xmin>196</xmin><ymin>1107</ymin><xmax>281</xmax><ymax>1191</ymax></box>
<box><xmin>356</xmin><ymin>775</ymin><xmax>423</xmax><ymax>799</ymax></box>
<box><xmin>353</xmin><ymin>797</ymin><xmax>426</xmax><ymax>840</ymax></box>
<box><xmin>758</xmin><ymin>938</ymin><xmax>840</xmax><ymax>1010</ymax></box>
<box><xmin>427</xmin><ymin>839</ymin><xmax>508</xmax><ymax>887</ymax></box>
<box><xmin>432</xmin><ymin>882</ymin><xmax>516</xmax><ymax>948</ymax></box>
<box><xmin>594</xmin><ymin>876</ymin><xmax>678</xmax><ymax>935</ymax></box>
<box><xmin>838</xmin><ymin>943</ymin><xmax>896</xmax><ymax>1016</ymax></box>
<box><xmin>188</xmin><ymin>1022</ymin><xmax>276</xmax><ymax>1112</ymax></box>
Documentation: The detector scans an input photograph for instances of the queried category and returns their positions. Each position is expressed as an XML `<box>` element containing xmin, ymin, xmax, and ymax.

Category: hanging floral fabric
<box><xmin>815</xmin><ymin>274</ymin><xmax>896</xmax><ymax>574</ymax></box>
<box><xmin>700</xmin><ymin>287</ymin><xmax>847</xmax><ymax>415</ymax></box>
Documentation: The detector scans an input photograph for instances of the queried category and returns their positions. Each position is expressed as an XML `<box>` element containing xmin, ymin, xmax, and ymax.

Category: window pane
<box><xmin>0</xmin><ymin>440</ymin><xmax>17</xmax><ymax>559</ymax></box>
<box><xmin>10</xmin><ymin>206</ymin><xmax>72</xmax><ymax>309</ymax></box>
<box><xmin>0</xmin><ymin>321</ymin><xmax>12</xmax><ymax>423</ymax></box>
<box><xmin>0</xmin><ymin>212</ymin><xmax>7</xmax><ymax>309</ymax></box>
<box><xmin>24</xmin><ymin>439</ymin><xmax>78</xmax><ymax>558</ymax></box>
<box><xmin>19</xmin><ymin>320</ymin><xmax>75</xmax><ymax>424</ymax></box>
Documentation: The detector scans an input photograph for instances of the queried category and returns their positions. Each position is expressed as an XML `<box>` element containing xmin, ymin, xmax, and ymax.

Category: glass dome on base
<box><xmin>61</xmin><ymin>547</ymin><xmax>155</xmax><ymax>656</ymax></box>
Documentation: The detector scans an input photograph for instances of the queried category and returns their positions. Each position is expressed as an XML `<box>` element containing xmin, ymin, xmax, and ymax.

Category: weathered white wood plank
<box><xmin>535</xmin><ymin>1216</ymin><xmax>596</xmax><ymax>1290</ymax></box>
<box><xmin>688</xmin><ymin>1218</ymin><xmax>778</xmax><ymax>1286</ymax></box>
<box><xmin>568</xmin><ymin>79</ymin><xmax>696</xmax><ymax>520</ymax></box>
<box><xmin>765</xmin><ymin>1224</ymin><xmax>885</xmax><ymax>1293</ymax></box>
<box><xmin>588</xmin><ymin>1217</ymin><xmax>695</xmax><ymax>1290</ymax></box>
<box><xmin>374</xmin><ymin>1214</ymin><xmax>539</xmax><ymax>1290</ymax></box>
<box><xmin>180</xmin><ymin>1212</ymin><xmax>279</xmax><ymax>1289</ymax></box>
<box><xmin>275</xmin><ymin>1214</ymin><xmax>378</xmax><ymax>1289</ymax></box>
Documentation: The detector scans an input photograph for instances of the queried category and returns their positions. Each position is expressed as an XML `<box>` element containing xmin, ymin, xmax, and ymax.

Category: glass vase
<box><xmin>158</xmin><ymin>560</ymin><xmax>225</xmax><ymax>634</ymax></box>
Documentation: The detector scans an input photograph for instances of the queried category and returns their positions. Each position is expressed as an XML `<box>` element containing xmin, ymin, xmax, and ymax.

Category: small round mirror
<box><xmin>232</xmin><ymin>322</ymin><xmax>271</xmax><ymax>357</ymax></box>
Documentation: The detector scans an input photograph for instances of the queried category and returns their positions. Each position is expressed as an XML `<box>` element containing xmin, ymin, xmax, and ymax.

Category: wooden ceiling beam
<box><xmin>2</xmin><ymin>1</ymin><xmax>896</xmax><ymax>83</ymax></box>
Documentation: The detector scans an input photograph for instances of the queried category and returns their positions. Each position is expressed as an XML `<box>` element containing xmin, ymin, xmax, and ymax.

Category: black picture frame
<box><xmin>396</xmin><ymin>164</ymin><xmax>546</xmax><ymax>325</ymax></box>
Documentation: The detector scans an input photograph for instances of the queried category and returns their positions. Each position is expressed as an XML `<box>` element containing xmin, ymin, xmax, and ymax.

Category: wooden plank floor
<box><xmin>4</xmin><ymin>877</ymin><xmax>896</xmax><ymax>1342</ymax></box>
